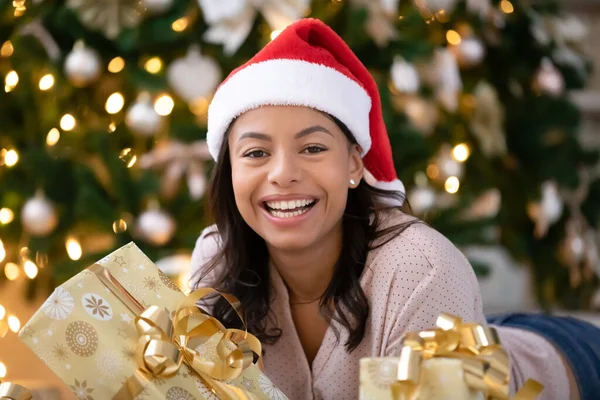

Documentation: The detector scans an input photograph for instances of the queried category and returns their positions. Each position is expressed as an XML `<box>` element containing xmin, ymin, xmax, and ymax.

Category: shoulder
<box><xmin>190</xmin><ymin>224</ymin><xmax>223</xmax><ymax>287</ymax></box>
<box><xmin>367</xmin><ymin>209</ymin><xmax>480</xmax><ymax>293</ymax></box>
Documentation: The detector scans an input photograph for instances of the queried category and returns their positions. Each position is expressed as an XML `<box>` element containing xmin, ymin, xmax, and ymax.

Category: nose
<box><xmin>267</xmin><ymin>152</ymin><xmax>301</xmax><ymax>187</ymax></box>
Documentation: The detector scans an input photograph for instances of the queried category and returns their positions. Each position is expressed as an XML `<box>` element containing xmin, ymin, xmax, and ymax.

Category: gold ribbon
<box><xmin>88</xmin><ymin>264</ymin><xmax>261</xmax><ymax>400</ymax></box>
<box><xmin>0</xmin><ymin>380</ymin><xmax>32</xmax><ymax>400</ymax></box>
<box><xmin>391</xmin><ymin>313</ymin><xmax>544</xmax><ymax>400</ymax></box>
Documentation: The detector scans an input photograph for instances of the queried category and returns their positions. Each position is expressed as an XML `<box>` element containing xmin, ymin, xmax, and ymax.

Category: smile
<box><xmin>263</xmin><ymin>199</ymin><xmax>317</xmax><ymax>219</ymax></box>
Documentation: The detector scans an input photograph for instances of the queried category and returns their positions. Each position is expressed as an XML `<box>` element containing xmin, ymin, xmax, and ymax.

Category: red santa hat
<box><xmin>207</xmin><ymin>18</ymin><xmax>405</xmax><ymax>199</ymax></box>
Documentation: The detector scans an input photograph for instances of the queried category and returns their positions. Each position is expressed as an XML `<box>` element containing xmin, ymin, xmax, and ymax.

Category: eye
<box><xmin>303</xmin><ymin>146</ymin><xmax>327</xmax><ymax>154</ymax></box>
<box><xmin>243</xmin><ymin>149</ymin><xmax>268</xmax><ymax>158</ymax></box>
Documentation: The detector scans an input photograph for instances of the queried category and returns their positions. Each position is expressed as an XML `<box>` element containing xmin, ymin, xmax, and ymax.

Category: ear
<box><xmin>348</xmin><ymin>144</ymin><xmax>364</xmax><ymax>187</ymax></box>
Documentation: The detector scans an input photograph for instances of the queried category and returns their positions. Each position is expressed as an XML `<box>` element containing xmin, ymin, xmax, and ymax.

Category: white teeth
<box><xmin>266</xmin><ymin>199</ymin><xmax>315</xmax><ymax>210</ymax></box>
<box><xmin>269</xmin><ymin>207</ymin><xmax>311</xmax><ymax>219</ymax></box>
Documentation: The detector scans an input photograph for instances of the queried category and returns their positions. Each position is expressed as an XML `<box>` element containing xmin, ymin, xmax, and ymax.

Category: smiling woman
<box><xmin>190</xmin><ymin>18</ymin><xmax>580</xmax><ymax>400</ymax></box>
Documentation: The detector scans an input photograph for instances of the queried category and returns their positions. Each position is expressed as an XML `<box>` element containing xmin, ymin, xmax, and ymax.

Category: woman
<box><xmin>191</xmin><ymin>18</ymin><xmax>586</xmax><ymax>399</ymax></box>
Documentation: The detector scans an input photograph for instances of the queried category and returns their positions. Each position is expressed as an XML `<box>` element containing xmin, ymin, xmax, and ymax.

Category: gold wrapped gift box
<box><xmin>359</xmin><ymin>314</ymin><xmax>544</xmax><ymax>400</ymax></box>
<box><xmin>18</xmin><ymin>242</ymin><xmax>288</xmax><ymax>400</ymax></box>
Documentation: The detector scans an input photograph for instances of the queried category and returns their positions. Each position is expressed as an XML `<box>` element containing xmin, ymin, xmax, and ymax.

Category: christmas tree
<box><xmin>0</xmin><ymin>0</ymin><xmax>598</xmax><ymax>325</ymax></box>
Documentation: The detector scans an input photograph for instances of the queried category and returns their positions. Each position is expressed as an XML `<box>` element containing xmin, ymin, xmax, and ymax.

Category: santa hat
<box><xmin>206</xmin><ymin>18</ymin><xmax>405</xmax><ymax>199</ymax></box>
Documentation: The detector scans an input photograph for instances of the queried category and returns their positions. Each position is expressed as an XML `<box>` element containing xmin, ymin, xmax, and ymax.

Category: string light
<box><xmin>452</xmin><ymin>143</ymin><xmax>471</xmax><ymax>162</ymax></box>
<box><xmin>0</xmin><ymin>208</ymin><xmax>13</xmax><ymax>224</ymax></box>
<box><xmin>0</xmin><ymin>304</ymin><xmax>4</xmax><ymax>319</ymax></box>
<box><xmin>0</xmin><ymin>240</ymin><xmax>4</xmax><ymax>263</ymax></box>
<box><xmin>39</xmin><ymin>73</ymin><xmax>55</xmax><ymax>90</ymax></box>
<box><xmin>4</xmin><ymin>150</ymin><xmax>19</xmax><ymax>167</ymax></box>
<box><xmin>154</xmin><ymin>94</ymin><xmax>174</xmax><ymax>116</ymax></box>
<box><xmin>426</xmin><ymin>164</ymin><xmax>440</xmax><ymax>180</ymax></box>
<box><xmin>0</xmin><ymin>362</ymin><xmax>6</xmax><ymax>379</ymax></box>
<box><xmin>119</xmin><ymin>148</ymin><xmax>137</xmax><ymax>168</ymax></box>
<box><xmin>0</xmin><ymin>41</ymin><xmax>13</xmax><ymax>57</ymax></box>
<box><xmin>108</xmin><ymin>57</ymin><xmax>125</xmax><ymax>73</ymax></box>
<box><xmin>500</xmin><ymin>0</ymin><xmax>514</xmax><ymax>14</ymax></box>
<box><xmin>108</xmin><ymin>122</ymin><xmax>117</xmax><ymax>133</ymax></box>
<box><xmin>60</xmin><ymin>114</ymin><xmax>76</xmax><ymax>131</ymax></box>
<box><xmin>445</xmin><ymin>176</ymin><xmax>460</xmax><ymax>193</ymax></box>
<box><xmin>4</xmin><ymin>263</ymin><xmax>19</xmax><ymax>281</ymax></box>
<box><xmin>171</xmin><ymin>17</ymin><xmax>189</xmax><ymax>32</ymax></box>
<box><xmin>446</xmin><ymin>30</ymin><xmax>462</xmax><ymax>45</ymax></box>
<box><xmin>5</xmin><ymin>70</ymin><xmax>18</xmax><ymax>92</ymax></box>
<box><xmin>24</xmin><ymin>260</ymin><xmax>38</xmax><ymax>279</ymax></box>
<box><xmin>270</xmin><ymin>30</ymin><xmax>283</xmax><ymax>41</ymax></box>
<box><xmin>113</xmin><ymin>219</ymin><xmax>128</xmax><ymax>233</ymax></box>
<box><xmin>8</xmin><ymin>315</ymin><xmax>20</xmax><ymax>333</ymax></box>
<box><xmin>66</xmin><ymin>238</ymin><xmax>82</xmax><ymax>260</ymax></box>
<box><xmin>46</xmin><ymin>128</ymin><xmax>60</xmax><ymax>146</ymax></box>
<box><xmin>189</xmin><ymin>97</ymin><xmax>209</xmax><ymax>116</ymax></box>
<box><xmin>144</xmin><ymin>57</ymin><xmax>163</xmax><ymax>74</ymax></box>
<box><xmin>105</xmin><ymin>92</ymin><xmax>125</xmax><ymax>114</ymax></box>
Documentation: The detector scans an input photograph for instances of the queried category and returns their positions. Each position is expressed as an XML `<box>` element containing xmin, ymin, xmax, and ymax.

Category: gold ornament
<box><xmin>469</xmin><ymin>81</ymin><xmax>507</xmax><ymax>157</ymax></box>
<box><xmin>67</xmin><ymin>0</ymin><xmax>145</xmax><ymax>39</ymax></box>
<box><xmin>138</xmin><ymin>140</ymin><xmax>212</xmax><ymax>200</ymax></box>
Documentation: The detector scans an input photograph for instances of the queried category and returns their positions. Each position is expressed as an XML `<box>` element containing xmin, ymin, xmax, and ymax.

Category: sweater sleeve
<box><xmin>189</xmin><ymin>224</ymin><xmax>222</xmax><ymax>289</ymax></box>
<box><xmin>380</xmin><ymin>223</ymin><xmax>486</xmax><ymax>356</ymax></box>
<box><xmin>375</xmin><ymin>222</ymin><xmax>573</xmax><ymax>399</ymax></box>
<box><xmin>494</xmin><ymin>325</ymin><xmax>574</xmax><ymax>400</ymax></box>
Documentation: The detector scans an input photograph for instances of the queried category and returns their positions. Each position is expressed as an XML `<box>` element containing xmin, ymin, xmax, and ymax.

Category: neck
<box><xmin>268</xmin><ymin>224</ymin><xmax>343</xmax><ymax>303</ymax></box>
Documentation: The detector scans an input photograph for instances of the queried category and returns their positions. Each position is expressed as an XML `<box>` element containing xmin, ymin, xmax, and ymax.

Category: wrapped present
<box><xmin>19</xmin><ymin>242</ymin><xmax>288</xmax><ymax>400</ymax></box>
<box><xmin>359</xmin><ymin>313</ymin><xmax>544</xmax><ymax>400</ymax></box>
<box><xmin>0</xmin><ymin>379</ymin><xmax>32</xmax><ymax>400</ymax></box>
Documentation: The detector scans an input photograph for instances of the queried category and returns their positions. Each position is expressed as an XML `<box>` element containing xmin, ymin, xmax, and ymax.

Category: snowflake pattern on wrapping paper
<box><xmin>96</xmin><ymin>349</ymin><xmax>123</xmax><ymax>378</ymax></box>
<box><xmin>143</xmin><ymin>276</ymin><xmax>161</xmax><ymax>292</ymax></box>
<box><xmin>37</xmin><ymin>349</ymin><xmax>57</xmax><ymax>370</ymax></box>
<box><xmin>43</xmin><ymin>287</ymin><xmax>75</xmax><ymax>320</ymax></box>
<box><xmin>70</xmin><ymin>379</ymin><xmax>94</xmax><ymax>400</ymax></box>
<box><xmin>82</xmin><ymin>294</ymin><xmax>113</xmax><ymax>321</ymax></box>
<box><xmin>166</xmin><ymin>387</ymin><xmax>197</xmax><ymax>400</ymax></box>
<box><xmin>258</xmin><ymin>373</ymin><xmax>287</xmax><ymax>400</ymax></box>
<box><xmin>121</xmin><ymin>345</ymin><xmax>135</xmax><ymax>362</ymax></box>
<box><xmin>19</xmin><ymin>325</ymin><xmax>34</xmax><ymax>339</ymax></box>
<box><xmin>53</xmin><ymin>343</ymin><xmax>69</xmax><ymax>362</ymax></box>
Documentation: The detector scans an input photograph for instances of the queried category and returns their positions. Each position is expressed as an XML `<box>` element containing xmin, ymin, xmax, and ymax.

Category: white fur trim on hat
<box><xmin>207</xmin><ymin>59</ymin><xmax>372</xmax><ymax>160</ymax></box>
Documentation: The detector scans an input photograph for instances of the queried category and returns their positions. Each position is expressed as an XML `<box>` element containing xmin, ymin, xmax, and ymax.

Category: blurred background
<box><xmin>1</xmin><ymin>0</ymin><xmax>600</xmax><ymax>398</ymax></box>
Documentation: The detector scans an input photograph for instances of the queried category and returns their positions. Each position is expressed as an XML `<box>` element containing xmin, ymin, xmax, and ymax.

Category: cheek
<box><xmin>231</xmin><ymin>164</ymin><xmax>255</xmax><ymax>211</ymax></box>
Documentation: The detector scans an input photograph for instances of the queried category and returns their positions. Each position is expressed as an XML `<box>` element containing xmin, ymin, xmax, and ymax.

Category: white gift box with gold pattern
<box><xmin>19</xmin><ymin>242</ymin><xmax>287</xmax><ymax>400</ymax></box>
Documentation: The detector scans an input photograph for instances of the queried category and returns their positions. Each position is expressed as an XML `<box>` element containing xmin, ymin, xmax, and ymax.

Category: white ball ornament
<box><xmin>167</xmin><ymin>45</ymin><xmax>221</xmax><ymax>104</ymax></box>
<box><xmin>64</xmin><ymin>41</ymin><xmax>101</xmax><ymax>87</ymax></box>
<box><xmin>408</xmin><ymin>186</ymin><xmax>436</xmax><ymax>214</ymax></box>
<box><xmin>534</xmin><ymin>58</ymin><xmax>564</xmax><ymax>96</ymax></box>
<box><xmin>391</xmin><ymin>57</ymin><xmax>420</xmax><ymax>94</ymax></box>
<box><xmin>125</xmin><ymin>92</ymin><xmax>162</xmax><ymax>136</ymax></box>
<box><xmin>456</xmin><ymin>36</ymin><xmax>485</xmax><ymax>67</ymax></box>
<box><xmin>21</xmin><ymin>195</ymin><xmax>58</xmax><ymax>237</ymax></box>
<box><xmin>141</xmin><ymin>0</ymin><xmax>174</xmax><ymax>14</ymax></box>
<box><xmin>136</xmin><ymin>208</ymin><xmax>176</xmax><ymax>246</ymax></box>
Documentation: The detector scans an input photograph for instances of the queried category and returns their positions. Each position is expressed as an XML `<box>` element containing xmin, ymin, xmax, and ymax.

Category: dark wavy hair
<box><xmin>192</xmin><ymin>114</ymin><xmax>418</xmax><ymax>352</ymax></box>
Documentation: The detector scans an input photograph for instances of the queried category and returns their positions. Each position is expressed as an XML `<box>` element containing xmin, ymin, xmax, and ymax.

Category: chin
<box><xmin>262</xmin><ymin>232</ymin><xmax>318</xmax><ymax>252</ymax></box>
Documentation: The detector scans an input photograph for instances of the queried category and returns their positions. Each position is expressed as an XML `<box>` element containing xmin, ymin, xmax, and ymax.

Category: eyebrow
<box><xmin>237</xmin><ymin>125</ymin><xmax>333</xmax><ymax>142</ymax></box>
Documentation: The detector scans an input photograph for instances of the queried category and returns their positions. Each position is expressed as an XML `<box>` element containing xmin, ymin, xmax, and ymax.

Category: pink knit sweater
<box><xmin>190</xmin><ymin>210</ymin><xmax>571</xmax><ymax>399</ymax></box>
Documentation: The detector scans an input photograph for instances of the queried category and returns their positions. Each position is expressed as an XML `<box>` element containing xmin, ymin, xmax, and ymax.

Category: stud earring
<box><xmin>350</xmin><ymin>179</ymin><xmax>356</xmax><ymax>186</ymax></box>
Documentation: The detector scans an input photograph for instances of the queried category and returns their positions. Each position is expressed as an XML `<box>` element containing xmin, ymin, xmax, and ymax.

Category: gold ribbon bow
<box><xmin>0</xmin><ymin>380</ymin><xmax>31</xmax><ymax>400</ymax></box>
<box><xmin>115</xmin><ymin>288</ymin><xmax>262</xmax><ymax>400</ymax></box>
<box><xmin>391</xmin><ymin>313</ymin><xmax>544</xmax><ymax>400</ymax></box>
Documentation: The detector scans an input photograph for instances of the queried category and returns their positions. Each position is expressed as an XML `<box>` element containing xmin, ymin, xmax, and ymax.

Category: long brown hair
<box><xmin>192</xmin><ymin>114</ymin><xmax>418</xmax><ymax>352</ymax></box>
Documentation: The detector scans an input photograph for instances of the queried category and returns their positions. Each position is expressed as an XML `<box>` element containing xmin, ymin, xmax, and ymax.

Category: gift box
<box><xmin>359</xmin><ymin>313</ymin><xmax>544</xmax><ymax>400</ymax></box>
<box><xmin>19</xmin><ymin>242</ymin><xmax>288</xmax><ymax>400</ymax></box>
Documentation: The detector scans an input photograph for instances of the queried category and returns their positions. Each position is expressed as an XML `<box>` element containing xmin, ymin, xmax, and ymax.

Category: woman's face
<box><xmin>227</xmin><ymin>105</ymin><xmax>364</xmax><ymax>252</ymax></box>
